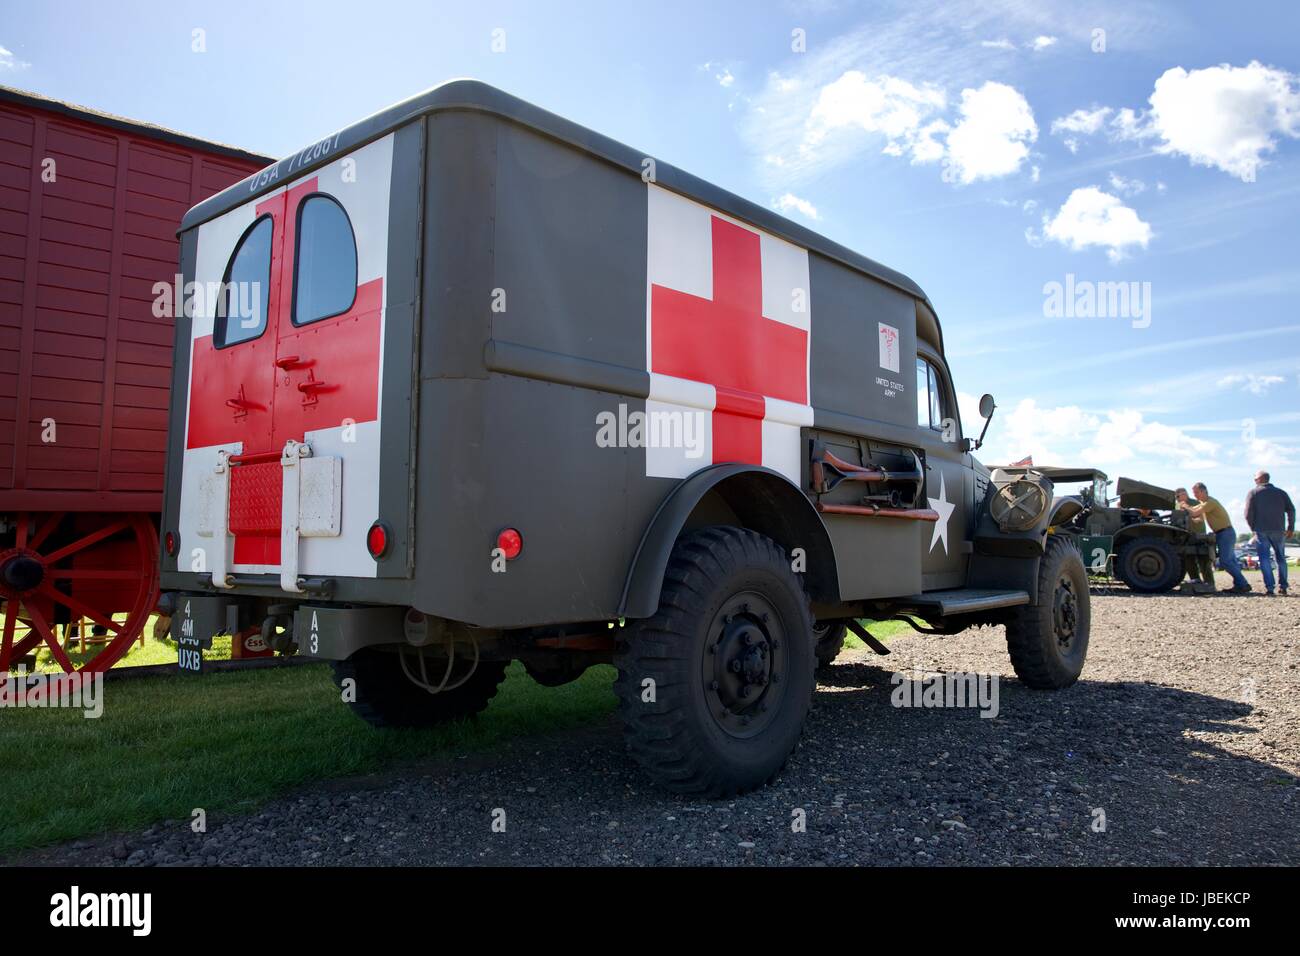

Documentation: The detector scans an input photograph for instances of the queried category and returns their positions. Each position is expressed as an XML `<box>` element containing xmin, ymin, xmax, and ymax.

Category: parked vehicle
<box><xmin>0</xmin><ymin>86</ymin><xmax>269</xmax><ymax>672</ymax></box>
<box><xmin>162</xmin><ymin>81</ymin><xmax>1091</xmax><ymax>795</ymax></box>
<box><xmin>1037</xmin><ymin>468</ymin><xmax>1215</xmax><ymax>593</ymax></box>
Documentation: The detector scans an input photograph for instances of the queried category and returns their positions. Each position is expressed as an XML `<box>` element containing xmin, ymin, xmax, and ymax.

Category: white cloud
<box><xmin>1041</xmin><ymin>186</ymin><xmax>1152</xmax><ymax>263</ymax></box>
<box><xmin>771</xmin><ymin>192</ymin><xmax>821</xmax><ymax>220</ymax></box>
<box><xmin>0</xmin><ymin>44</ymin><xmax>30</xmax><ymax>72</ymax></box>
<box><xmin>995</xmin><ymin>398</ymin><xmax>1100</xmax><ymax>464</ymax></box>
<box><xmin>944</xmin><ymin>81</ymin><xmax>1038</xmax><ymax>183</ymax></box>
<box><xmin>1050</xmin><ymin>106</ymin><xmax>1110</xmax><ymax>153</ymax></box>
<box><xmin>701</xmin><ymin>61</ymin><xmax>738</xmax><ymax>90</ymax></box>
<box><xmin>1217</xmin><ymin>373</ymin><xmax>1285</xmax><ymax>395</ymax></box>
<box><xmin>981</xmin><ymin>38</ymin><xmax>1017</xmax><ymax>51</ymax></box>
<box><xmin>1053</xmin><ymin>62</ymin><xmax>1300</xmax><ymax>180</ymax></box>
<box><xmin>802</xmin><ymin>70</ymin><xmax>949</xmax><ymax>162</ymax></box>
<box><xmin>1051</xmin><ymin>106</ymin><xmax>1112</xmax><ymax>135</ymax></box>
<box><xmin>1028</xmin><ymin>35</ymin><xmax>1058</xmax><ymax>51</ymax></box>
<box><xmin>1246</xmin><ymin>436</ymin><xmax>1297</xmax><ymax>469</ymax></box>
<box><xmin>1084</xmin><ymin>410</ymin><xmax>1219</xmax><ymax>469</ymax></box>
<box><xmin>1140</xmin><ymin>61</ymin><xmax>1300</xmax><ymax>180</ymax></box>
<box><xmin>1106</xmin><ymin>171</ymin><xmax>1145</xmax><ymax>195</ymax></box>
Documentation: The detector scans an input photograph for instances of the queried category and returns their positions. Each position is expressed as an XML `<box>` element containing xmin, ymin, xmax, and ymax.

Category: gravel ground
<box><xmin>23</xmin><ymin>575</ymin><xmax>1300</xmax><ymax>866</ymax></box>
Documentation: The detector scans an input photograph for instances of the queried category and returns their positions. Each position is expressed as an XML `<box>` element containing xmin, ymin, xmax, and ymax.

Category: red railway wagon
<box><xmin>0</xmin><ymin>86</ymin><xmax>269</xmax><ymax>672</ymax></box>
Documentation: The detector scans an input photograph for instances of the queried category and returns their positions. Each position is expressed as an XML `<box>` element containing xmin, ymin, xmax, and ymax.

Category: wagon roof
<box><xmin>178</xmin><ymin>79</ymin><xmax>937</xmax><ymax>314</ymax></box>
<box><xmin>0</xmin><ymin>84</ymin><xmax>273</xmax><ymax>166</ymax></box>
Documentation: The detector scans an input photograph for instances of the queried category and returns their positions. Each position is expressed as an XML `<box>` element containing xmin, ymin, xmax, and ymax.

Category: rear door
<box><xmin>178</xmin><ymin>135</ymin><xmax>395</xmax><ymax>589</ymax></box>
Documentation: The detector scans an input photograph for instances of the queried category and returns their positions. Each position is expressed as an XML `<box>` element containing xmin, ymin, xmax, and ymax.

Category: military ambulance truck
<box><xmin>162</xmin><ymin>81</ymin><xmax>1090</xmax><ymax>796</ymax></box>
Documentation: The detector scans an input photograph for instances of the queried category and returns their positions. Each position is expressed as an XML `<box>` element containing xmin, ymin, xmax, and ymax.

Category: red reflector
<box><xmin>367</xmin><ymin>523</ymin><xmax>388</xmax><ymax>559</ymax></box>
<box><xmin>496</xmin><ymin>528</ymin><xmax>523</xmax><ymax>560</ymax></box>
<box><xmin>164</xmin><ymin>531</ymin><xmax>177</xmax><ymax>556</ymax></box>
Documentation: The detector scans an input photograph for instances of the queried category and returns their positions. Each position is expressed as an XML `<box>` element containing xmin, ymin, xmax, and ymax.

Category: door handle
<box><xmin>275</xmin><ymin>355</ymin><xmax>303</xmax><ymax>370</ymax></box>
<box><xmin>225</xmin><ymin>392</ymin><xmax>262</xmax><ymax>411</ymax></box>
<box><xmin>297</xmin><ymin>379</ymin><xmax>329</xmax><ymax>393</ymax></box>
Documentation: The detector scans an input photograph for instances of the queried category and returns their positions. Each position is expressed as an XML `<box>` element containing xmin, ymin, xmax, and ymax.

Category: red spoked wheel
<box><xmin>0</xmin><ymin>512</ymin><xmax>160</xmax><ymax>674</ymax></box>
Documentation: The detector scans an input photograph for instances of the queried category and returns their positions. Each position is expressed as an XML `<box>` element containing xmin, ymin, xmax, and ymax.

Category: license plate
<box><xmin>177</xmin><ymin>636</ymin><xmax>204</xmax><ymax>674</ymax></box>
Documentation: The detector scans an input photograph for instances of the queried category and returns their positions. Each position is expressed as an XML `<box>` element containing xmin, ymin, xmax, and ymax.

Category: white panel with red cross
<box><xmin>177</xmin><ymin>134</ymin><xmax>394</xmax><ymax>582</ymax></box>
<box><xmin>645</xmin><ymin>184</ymin><xmax>813</xmax><ymax>483</ymax></box>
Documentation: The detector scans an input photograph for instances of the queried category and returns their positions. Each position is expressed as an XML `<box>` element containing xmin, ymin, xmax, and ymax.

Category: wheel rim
<box><xmin>1</xmin><ymin>512</ymin><xmax>159</xmax><ymax>674</ymax></box>
<box><xmin>1052</xmin><ymin>573</ymin><xmax>1078</xmax><ymax>652</ymax></box>
<box><xmin>700</xmin><ymin>590</ymin><xmax>788</xmax><ymax>739</ymax></box>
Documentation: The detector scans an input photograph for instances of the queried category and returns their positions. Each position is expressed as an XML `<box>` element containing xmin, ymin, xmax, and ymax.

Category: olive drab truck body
<box><xmin>162</xmin><ymin>81</ymin><xmax>1090</xmax><ymax>795</ymax></box>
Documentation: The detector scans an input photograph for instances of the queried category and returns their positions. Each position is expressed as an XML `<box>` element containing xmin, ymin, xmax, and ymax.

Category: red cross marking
<box><xmin>651</xmin><ymin>216</ymin><xmax>808</xmax><ymax>465</ymax></box>
<box><xmin>186</xmin><ymin>178</ymin><xmax>384</xmax><ymax>567</ymax></box>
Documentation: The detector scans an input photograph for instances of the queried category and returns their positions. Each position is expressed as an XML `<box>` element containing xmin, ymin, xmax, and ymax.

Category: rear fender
<box><xmin>619</xmin><ymin>464</ymin><xmax>838</xmax><ymax>618</ymax></box>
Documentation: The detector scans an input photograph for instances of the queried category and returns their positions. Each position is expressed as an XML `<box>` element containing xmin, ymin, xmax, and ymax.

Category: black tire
<box><xmin>1116</xmin><ymin>536</ymin><xmax>1182</xmax><ymax>593</ymax></box>
<box><xmin>330</xmin><ymin>648</ymin><xmax>509</xmax><ymax>728</ymax></box>
<box><xmin>1005</xmin><ymin>537</ymin><xmax>1090</xmax><ymax>689</ymax></box>
<box><xmin>614</xmin><ymin>527</ymin><xmax>816</xmax><ymax>797</ymax></box>
<box><xmin>813</xmin><ymin>621</ymin><xmax>847</xmax><ymax>670</ymax></box>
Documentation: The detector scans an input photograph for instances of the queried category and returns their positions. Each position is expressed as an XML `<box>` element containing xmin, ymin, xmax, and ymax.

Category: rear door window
<box><xmin>293</xmin><ymin>194</ymin><xmax>357</xmax><ymax>325</ymax></box>
<box><xmin>215</xmin><ymin>216</ymin><xmax>272</xmax><ymax>348</ymax></box>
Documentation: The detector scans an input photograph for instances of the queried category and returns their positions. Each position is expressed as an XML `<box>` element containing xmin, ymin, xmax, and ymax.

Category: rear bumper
<box><xmin>167</xmin><ymin>592</ymin><xmax>402</xmax><ymax>661</ymax></box>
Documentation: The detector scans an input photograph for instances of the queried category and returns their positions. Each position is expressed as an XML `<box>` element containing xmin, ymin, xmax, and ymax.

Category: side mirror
<box><xmin>973</xmin><ymin>393</ymin><xmax>996</xmax><ymax>450</ymax></box>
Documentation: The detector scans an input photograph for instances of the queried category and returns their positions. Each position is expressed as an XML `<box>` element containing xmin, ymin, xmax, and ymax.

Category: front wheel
<box><xmin>1116</xmin><ymin>536</ymin><xmax>1182</xmax><ymax>593</ymax></box>
<box><xmin>1004</xmin><ymin>537</ymin><xmax>1090</xmax><ymax>689</ymax></box>
<box><xmin>614</xmin><ymin>527</ymin><xmax>816</xmax><ymax>797</ymax></box>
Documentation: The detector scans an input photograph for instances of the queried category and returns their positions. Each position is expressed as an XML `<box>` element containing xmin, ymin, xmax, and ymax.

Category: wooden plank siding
<box><xmin>0</xmin><ymin>92</ymin><xmax>268</xmax><ymax>512</ymax></box>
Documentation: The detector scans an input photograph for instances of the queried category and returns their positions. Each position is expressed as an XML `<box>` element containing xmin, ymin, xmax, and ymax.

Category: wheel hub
<box><xmin>1052</xmin><ymin>575</ymin><xmax>1077</xmax><ymax>648</ymax></box>
<box><xmin>1133</xmin><ymin>550</ymin><xmax>1162</xmax><ymax>579</ymax></box>
<box><xmin>0</xmin><ymin>549</ymin><xmax>45</xmax><ymax>593</ymax></box>
<box><xmin>703</xmin><ymin>594</ymin><xmax>786</xmax><ymax>738</ymax></box>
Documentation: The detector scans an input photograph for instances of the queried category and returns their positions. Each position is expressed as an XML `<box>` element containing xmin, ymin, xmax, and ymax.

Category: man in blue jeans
<box><xmin>1186</xmin><ymin>482</ymin><xmax>1252</xmax><ymax>593</ymax></box>
<box><xmin>1245</xmin><ymin>470</ymin><xmax>1295</xmax><ymax>596</ymax></box>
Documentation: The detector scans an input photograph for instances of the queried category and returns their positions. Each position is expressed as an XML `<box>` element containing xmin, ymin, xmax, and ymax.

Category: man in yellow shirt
<box><xmin>1175</xmin><ymin>487</ymin><xmax>1215</xmax><ymax>591</ymax></box>
<box><xmin>1186</xmin><ymin>482</ymin><xmax>1251</xmax><ymax>593</ymax></box>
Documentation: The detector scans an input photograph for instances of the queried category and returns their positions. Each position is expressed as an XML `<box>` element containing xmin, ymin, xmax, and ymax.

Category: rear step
<box><xmin>899</xmin><ymin>588</ymin><xmax>1030</xmax><ymax>617</ymax></box>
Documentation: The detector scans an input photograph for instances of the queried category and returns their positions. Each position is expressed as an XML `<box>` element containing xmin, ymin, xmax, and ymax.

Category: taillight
<box><xmin>165</xmin><ymin>531</ymin><xmax>178</xmax><ymax>556</ymax></box>
<box><xmin>496</xmin><ymin>527</ymin><xmax>523</xmax><ymax>560</ymax></box>
<box><xmin>366</xmin><ymin>522</ymin><xmax>389</xmax><ymax>559</ymax></box>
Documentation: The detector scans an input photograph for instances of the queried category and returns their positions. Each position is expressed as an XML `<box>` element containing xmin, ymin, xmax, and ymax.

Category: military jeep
<box><xmin>1025</xmin><ymin>468</ymin><xmax>1214</xmax><ymax>593</ymax></box>
<box><xmin>162</xmin><ymin>81</ymin><xmax>1091</xmax><ymax>797</ymax></box>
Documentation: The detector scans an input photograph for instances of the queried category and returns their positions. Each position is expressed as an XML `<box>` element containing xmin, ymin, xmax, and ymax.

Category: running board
<box><xmin>899</xmin><ymin>588</ymin><xmax>1030</xmax><ymax>617</ymax></box>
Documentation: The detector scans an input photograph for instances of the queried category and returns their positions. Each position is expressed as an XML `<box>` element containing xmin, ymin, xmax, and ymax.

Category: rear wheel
<box><xmin>614</xmin><ymin>527</ymin><xmax>816</xmax><ymax>797</ymax></box>
<box><xmin>1116</xmin><ymin>536</ymin><xmax>1182</xmax><ymax>593</ymax></box>
<box><xmin>813</xmin><ymin>621</ymin><xmax>847</xmax><ymax>670</ymax></box>
<box><xmin>331</xmin><ymin>648</ymin><xmax>508</xmax><ymax>728</ymax></box>
<box><xmin>1005</xmin><ymin>537</ymin><xmax>1090</xmax><ymax>689</ymax></box>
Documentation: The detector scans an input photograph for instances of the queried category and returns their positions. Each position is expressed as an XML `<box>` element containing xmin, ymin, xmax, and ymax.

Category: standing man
<box><xmin>1187</xmin><ymin>482</ymin><xmax>1252</xmax><ymax>593</ymax></box>
<box><xmin>1176</xmin><ymin>487</ymin><xmax>1216</xmax><ymax>593</ymax></box>
<box><xmin>1244</xmin><ymin>471</ymin><xmax>1295</xmax><ymax>596</ymax></box>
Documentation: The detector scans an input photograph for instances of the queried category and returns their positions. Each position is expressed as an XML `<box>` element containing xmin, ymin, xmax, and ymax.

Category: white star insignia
<box><xmin>928</xmin><ymin>472</ymin><xmax>956</xmax><ymax>553</ymax></box>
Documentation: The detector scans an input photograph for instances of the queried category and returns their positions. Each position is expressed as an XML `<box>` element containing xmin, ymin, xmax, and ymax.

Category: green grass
<box><xmin>0</xmin><ymin>661</ymin><xmax>617</xmax><ymax>858</ymax></box>
<box><xmin>3</xmin><ymin>617</ymin><xmax>912</xmax><ymax>858</ymax></box>
<box><xmin>842</xmin><ymin>618</ymin><xmax>913</xmax><ymax>650</ymax></box>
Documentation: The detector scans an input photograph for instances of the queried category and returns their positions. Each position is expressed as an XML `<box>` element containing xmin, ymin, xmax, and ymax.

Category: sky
<box><xmin>3</xmin><ymin>0</ymin><xmax>1299</xmax><ymax>527</ymax></box>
